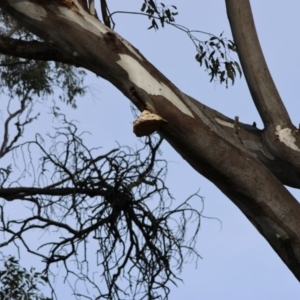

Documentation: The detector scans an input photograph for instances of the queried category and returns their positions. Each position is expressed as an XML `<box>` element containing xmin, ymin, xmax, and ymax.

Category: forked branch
<box><xmin>226</xmin><ymin>0</ymin><xmax>291</xmax><ymax>128</ymax></box>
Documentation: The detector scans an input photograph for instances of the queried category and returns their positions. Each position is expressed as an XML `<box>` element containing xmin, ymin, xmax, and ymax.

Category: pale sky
<box><xmin>1</xmin><ymin>1</ymin><xmax>300</xmax><ymax>299</ymax></box>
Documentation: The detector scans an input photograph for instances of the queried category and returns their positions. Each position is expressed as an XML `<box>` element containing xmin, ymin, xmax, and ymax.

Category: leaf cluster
<box><xmin>195</xmin><ymin>33</ymin><xmax>242</xmax><ymax>87</ymax></box>
<box><xmin>0</xmin><ymin>254</ymin><xmax>51</xmax><ymax>300</ymax></box>
<box><xmin>0</xmin><ymin>55</ymin><xmax>87</xmax><ymax>108</ymax></box>
<box><xmin>109</xmin><ymin>2</ymin><xmax>241</xmax><ymax>86</ymax></box>
<box><xmin>0</xmin><ymin>11</ymin><xmax>87</xmax><ymax>108</ymax></box>
<box><xmin>141</xmin><ymin>0</ymin><xmax>178</xmax><ymax>30</ymax></box>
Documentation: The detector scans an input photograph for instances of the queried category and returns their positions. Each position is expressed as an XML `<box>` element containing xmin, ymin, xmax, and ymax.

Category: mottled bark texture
<box><xmin>0</xmin><ymin>0</ymin><xmax>300</xmax><ymax>280</ymax></box>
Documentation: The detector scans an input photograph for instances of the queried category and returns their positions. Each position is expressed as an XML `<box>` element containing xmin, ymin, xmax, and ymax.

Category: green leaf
<box><xmin>234</xmin><ymin>61</ymin><xmax>242</xmax><ymax>77</ymax></box>
<box><xmin>196</xmin><ymin>51</ymin><xmax>206</xmax><ymax>66</ymax></box>
<box><xmin>148</xmin><ymin>19</ymin><xmax>158</xmax><ymax>30</ymax></box>
<box><xmin>204</xmin><ymin>59</ymin><xmax>209</xmax><ymax>69</ymax></box>
<box><xmin>208</xmin><ymin>50</ymin><xmax>216</xmax><ymax>60</ymax></box>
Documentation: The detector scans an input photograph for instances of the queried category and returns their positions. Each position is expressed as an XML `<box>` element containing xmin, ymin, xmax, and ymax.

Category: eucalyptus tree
<box><xmin>0</xmin><ymin>0</ymin><xmax>299</xmax><ymax>298</ymax></box>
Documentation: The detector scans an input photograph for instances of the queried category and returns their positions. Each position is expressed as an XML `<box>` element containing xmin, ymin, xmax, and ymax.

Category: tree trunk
<box><xmin>1</xmin><ymin>0</ymin><xmax>300</xmax><ymax>280</ymax></box>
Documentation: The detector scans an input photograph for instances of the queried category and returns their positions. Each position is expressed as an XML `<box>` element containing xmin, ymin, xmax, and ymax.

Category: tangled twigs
<box><xmin>0</xmin><ymin>112</ymin><xmax>202</xmax><ymax>300</ymax></box>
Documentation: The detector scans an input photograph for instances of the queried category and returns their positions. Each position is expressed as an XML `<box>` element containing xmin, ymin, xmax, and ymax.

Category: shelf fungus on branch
<box><xmin>133</xmin><ymin>110</ymin><xmax>167</xmax><ymax>137</ymax></box>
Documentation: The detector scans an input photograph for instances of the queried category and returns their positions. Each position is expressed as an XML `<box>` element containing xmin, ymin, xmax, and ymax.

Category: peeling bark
<box><xmin>0</xmin><ymin>0</ymin><xmax>300</xmax><ymax>281</ymax></box>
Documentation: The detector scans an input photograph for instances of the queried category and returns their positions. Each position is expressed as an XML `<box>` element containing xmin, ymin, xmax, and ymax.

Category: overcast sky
<box><xmin>1</xmin><ymin>1</ymin><xmax>300</xmax><ymax>299</ymax></box>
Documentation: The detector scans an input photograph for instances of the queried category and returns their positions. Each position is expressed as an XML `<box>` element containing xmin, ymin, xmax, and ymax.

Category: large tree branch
<box><xmin>1</xmin><ymin>0</ymin><xmax>300</xmax><ymax>281</ymax></box>
<box><xmin>0</xmin><ymin>187</ymin><xmax>108</xmax><ymax>200</ymax></box>
<box><xmin>225</xmin><ymin>0</ymin><xmax>291</xmax><ymax>129</ymax></box>
<box><xmin>0</xmin><ymin>36</ymin><xmax>78</xmax><ymax>64</ymax></box>
<box><xmin>186</xmin><ymin>94</ymin><xmax>300</xmax><ymax>188</ymax></box>
<box><xmin>226</xmin><ymin>0</ymin><xmax>300</xmax><ymax>175</ymax></box>
<box><xmin>100</xmin><ymin>0</ymin><xmax>111</xmax><ymax>28</ymax></box>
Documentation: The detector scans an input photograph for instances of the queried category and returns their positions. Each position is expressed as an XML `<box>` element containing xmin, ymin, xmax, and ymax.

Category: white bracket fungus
<box><xmin>133</xmin><ymin>110</ymin><xmax>167</xmax><ymax>137</ymax></box>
